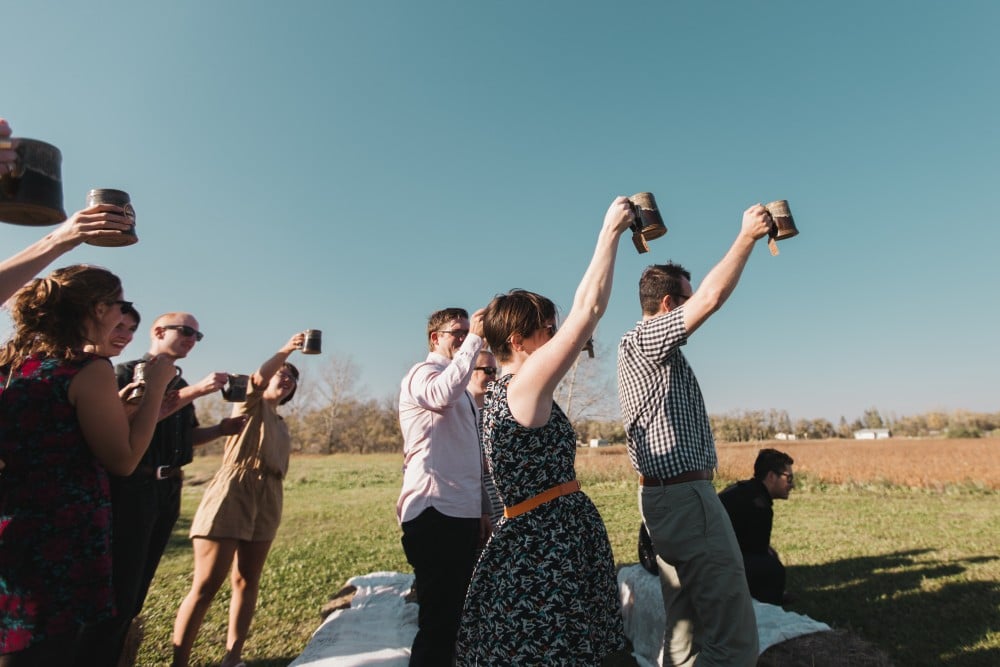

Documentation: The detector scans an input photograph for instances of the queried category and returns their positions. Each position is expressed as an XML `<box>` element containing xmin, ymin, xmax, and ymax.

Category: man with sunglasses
<box><xmin>719</xmin><ymin>448</ymin><xmax>796</xmax><ymax>606</ymax></box>
<box><xmin>397</xmin><ymin>307</ymin><xmax>489</xmax><ymax>666</ymax></box>
<box><xmin>617</xmin><ymin>204</ymin><xmax>774</xmax><ymax>666</ymax></box>
<box><xmin>82</xmin><ymin>313</ymin><xmax>246</xmax><ymax>667</ymax></box>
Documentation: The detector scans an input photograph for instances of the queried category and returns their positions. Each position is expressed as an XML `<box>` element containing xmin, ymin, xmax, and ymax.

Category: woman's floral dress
<box><xmin>456</xmin><ymin>374</ymin><xmax>624</xmax><ymax>665</ymax></box>
<box><xmin>0</xmin><ymin>354</ymin><xmax>115</xmax><ymax>653</ymax></box>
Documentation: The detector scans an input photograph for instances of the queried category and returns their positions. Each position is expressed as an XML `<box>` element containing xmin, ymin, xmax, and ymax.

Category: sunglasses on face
<box><xmin>162</xmin><ymin>324</ymin><xmax>204</xmax><ymax>342</ymax></box>
<box><xmin>437</xmin><ymin>329</ymin><xmax>470</xmax><ymax>341</ymax></box>
<box><xmin>474</xmin><ymin>366</ymin><xmax>498</xmax><ymax>376</ymax></box>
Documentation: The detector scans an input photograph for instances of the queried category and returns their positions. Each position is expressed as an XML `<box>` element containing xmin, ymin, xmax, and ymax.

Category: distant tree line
<box><xmin>194</xmin><ymin>354</ymin><xmax>999</xmax><ymax>454</ymax></box>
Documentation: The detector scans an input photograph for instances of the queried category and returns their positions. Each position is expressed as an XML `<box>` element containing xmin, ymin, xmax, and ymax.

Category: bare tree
<box><xmin>194</xmin><ymin>392</ymin><xmax>234</xmax><ymax>455</ymax></box>
<box><xmin>286</xmin><ymin>354</ymin><xmax>362</xmax><ymax>453</ymax></box>
<box><xmin>553</xmin><ymin>337</ymin><xmax>620</xmax><ymax>429</ymax></box>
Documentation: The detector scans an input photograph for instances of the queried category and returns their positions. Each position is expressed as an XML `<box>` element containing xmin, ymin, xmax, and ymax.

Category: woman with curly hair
<box><xmin>0</xmin><ymin>265</ymin><xmax>175</xmax><ymax>666</ymax></box>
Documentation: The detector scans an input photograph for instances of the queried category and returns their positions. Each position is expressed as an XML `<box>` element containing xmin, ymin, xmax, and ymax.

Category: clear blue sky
<box><xmin>4</xmin><ymin>1</ymin><xmax>997</xmax><ymax>424</ymax></box>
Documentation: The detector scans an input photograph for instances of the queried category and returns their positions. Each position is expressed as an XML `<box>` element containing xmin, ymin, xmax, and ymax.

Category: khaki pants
<box><xmin>640</xmin><ymin>481</ymin><xmax>758</xmax><ymax>666</ymax></box>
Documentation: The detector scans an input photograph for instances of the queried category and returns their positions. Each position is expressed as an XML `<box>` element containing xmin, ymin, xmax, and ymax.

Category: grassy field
<box><xmin>137</xmin><ymin>440</ymin><xmax>1000</xmax><ymax>666</ymax></box>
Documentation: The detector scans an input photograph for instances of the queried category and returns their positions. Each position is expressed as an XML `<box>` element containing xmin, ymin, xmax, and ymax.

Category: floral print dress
<box><xmin>0</xmin><ymin>354</ymin><xmax>115</xmax><ymax>653</ymax></box>
<box><xmin>456</xmin><ymin>374</ymin><xmax>624</xmax><ymax>665</ymax></box>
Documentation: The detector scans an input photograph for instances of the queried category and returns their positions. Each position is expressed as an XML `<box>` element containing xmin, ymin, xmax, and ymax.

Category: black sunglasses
<box><xmin>474</xmin><ymin>366</ymin><xmax>498</xmax><ymax>376</ymax></box>
<box><xmin>437</xmin><ymin>329</ymin><xmax>470</xmax><ymax>340</ymax></box>
<box><xmin>107</xmin><ymin>299</ymin><xmax>134</xmax><ymax>312</ymax></box>
<box><xmin>162</xmin><ymin>324</ymin><xmax>204</xmax><ymax>342</ymax></box>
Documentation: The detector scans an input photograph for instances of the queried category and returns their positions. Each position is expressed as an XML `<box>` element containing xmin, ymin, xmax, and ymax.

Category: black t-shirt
<box><xmin>115</xmin><ymin>357</ymin><xmax>199</xmax><ymax>471</ymax></box>
<box><xmin>718</xmin><ymin>478</ymin><xmax>773</xmax><ymax>555</ymax></box>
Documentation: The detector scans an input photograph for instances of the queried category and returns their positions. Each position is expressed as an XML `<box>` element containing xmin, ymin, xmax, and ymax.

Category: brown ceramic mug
<box><xmin>302</xmin><ymin>329</ymin><xmax>322</xmax><ymax>355</ymax></box>
<box><xmin>222</xmin><ymin>374</ymin><xmax>250</xmax><ymax>402</ymax></box>
<box><xmin>126</xmin><ymin>362</ymin><xmax>182</xmax><ymax>404</ymax></box>
<box><xmin>85</xmin><ymin>188</ymin><xmax>138</xmax><ymax>246</ymax></box>
<box><xmin>0</xmin><ymin>138</ymin><xmax>68</xmax><ymax>226</ymax></box>
<box><xmin>627</xmin><ymin>192</ymin><xmax>668</xmax><ymax>254</ymax></box>
<box><xmin>764</xmin><ymin>200</ymin><xmax>798</xmax><ymax>240</ymax></box>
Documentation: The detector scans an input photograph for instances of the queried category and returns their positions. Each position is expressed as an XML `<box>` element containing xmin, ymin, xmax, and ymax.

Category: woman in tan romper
<box><xmin>171</xmin><ymin>332</ymin><xmax>305</xmax><ymax>667</ymax></box>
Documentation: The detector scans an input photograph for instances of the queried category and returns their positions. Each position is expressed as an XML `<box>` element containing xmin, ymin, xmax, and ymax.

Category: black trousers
<box><xmin>76</xmin><ymin>475</ymin><xmax>182</xmax><ymax>667</ymax></box>
<box><xmin>743</xmin><ymin>550</ymin><xmax>786</xmax><ymax>605</ymax></box>
<box><xmin>401</xmin><ymin>507</ymin><xmax>479</xmax><ymax>667</ymax></box>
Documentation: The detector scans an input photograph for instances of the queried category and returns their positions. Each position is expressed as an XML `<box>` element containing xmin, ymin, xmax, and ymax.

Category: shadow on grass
<box><xmin>787</xmin><ymin>549</ymin><xmax>1000</xmax><ymax>667</ymax></box>
<box><xmin>166</xmin><ymin>514</ymin><xmax>193</xmax><ymax>553</ymax></box>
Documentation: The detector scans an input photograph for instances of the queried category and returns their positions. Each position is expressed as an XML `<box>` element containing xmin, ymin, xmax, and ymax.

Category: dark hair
<box><xmin>753</xmin><ymin>448</ymin><xmax>794</xmax><ymax>481</ymax></box>
<box><xmin>483</xmin><ymin>289</ymin><xmax>556</xmax><ymax>363</ymax></box>
<box><xmin>426</xmin><ymin>307</ymin><xmax>469</xmax><ymax>351</ymax></box>
<box><xmin>639</xmin><ymin>262</ymin><xmax>691</xmax><ymax>316</ymax></box>
<box><xmin>0</xmin><ymin>264</ymin><xmax>123</xmax><ymax>371</ymax></box>
<box><xmin>279</xmin><ymin>362</ymin><xmax>300</xmax><ymax>405</ymax></box>
<box><xmin>122</xmin><ymin>304</ymin><xmax>141</xmax><ymax>327</ymax></box>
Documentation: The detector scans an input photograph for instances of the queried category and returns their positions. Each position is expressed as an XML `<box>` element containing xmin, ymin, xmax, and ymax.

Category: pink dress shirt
<box><xmin>396</xmin><ymin>334</ymin><xmax>484</xmax><ymax>524</ymax></box>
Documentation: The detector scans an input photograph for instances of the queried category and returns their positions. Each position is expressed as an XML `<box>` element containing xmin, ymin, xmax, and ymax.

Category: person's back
<box><xmin>0</xmin><ymin>354</ymin><xmax>115</xmax><ymax>654</ymax></box>
<box><xmin>617</xmin><ymin>204</ymin><xmax>774</xmax><ymax>666</ymax></box>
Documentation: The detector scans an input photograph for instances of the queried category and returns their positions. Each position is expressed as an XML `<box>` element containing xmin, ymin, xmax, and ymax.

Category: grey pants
<box><xmin>640</xmin><ymin>481</ymin><xmax>758</xmax><ymax>666</ymax></box>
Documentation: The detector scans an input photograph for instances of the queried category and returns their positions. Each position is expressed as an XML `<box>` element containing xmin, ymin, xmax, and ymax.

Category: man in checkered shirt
<box><xmin>617</xmin><ymin>204</ymin><xmax>774</xmax><ymax>667</ymax></box>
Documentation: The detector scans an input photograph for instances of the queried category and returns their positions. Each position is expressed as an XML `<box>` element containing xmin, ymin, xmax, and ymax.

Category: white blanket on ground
<box><xmin>290</xmin><ymin>568</ymin><xmax>831</xmax><ymax>666</ymax></box>
<box><xmin>617</xmin><ymin>564</ymin><xmax>831</xmax><ymax>666</ymax></box>
<box><xmin>289</xmin><ymin>571</ymin><xmax>417</xmax><ymax>667</ymax></box>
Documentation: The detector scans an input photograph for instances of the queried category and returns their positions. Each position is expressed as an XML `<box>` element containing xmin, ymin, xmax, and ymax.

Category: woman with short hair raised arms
<box><xmin>456</xmin><ymin>198</ymin><xmax>633</xmax><ymax>665</ymax></box>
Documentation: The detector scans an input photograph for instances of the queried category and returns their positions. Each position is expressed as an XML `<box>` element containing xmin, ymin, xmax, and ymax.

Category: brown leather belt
<box><xmin>504</xmin><ymin>480</ymin><xmax>581</xmax><ymax>519</ymax></box>
<box><xmin>639</xmin><ymin>469</ymin><xmax>713</xmax><ymax>486</ymax></box>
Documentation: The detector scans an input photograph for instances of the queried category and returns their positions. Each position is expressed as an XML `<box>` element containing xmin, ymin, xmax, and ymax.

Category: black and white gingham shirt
<box><xmin>617</xmin><ymin>308</ymin><xmax>717</xmax><ymax>479</ymax></box>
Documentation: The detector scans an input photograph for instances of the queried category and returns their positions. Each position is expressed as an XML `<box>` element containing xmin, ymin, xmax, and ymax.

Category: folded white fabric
<box><xmin>617</xmin><ymin>564</ymin><xmax>831</xmax><ymax>666</ymax></box>
<box><xmin>289</xmin><ymin>571</ymin><xmax>417</xmax><ymax>667</ymax></box>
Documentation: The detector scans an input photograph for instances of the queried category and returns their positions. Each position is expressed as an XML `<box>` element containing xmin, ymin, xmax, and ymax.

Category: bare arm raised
<box><xmin>253</xmin><ymin>331</ymin><xmax>305</xmax><ymax>388</ymax></box>
<box><xmin>0</xmin><ymin>205</ymin><xmax>135</xmax><ymax>304</ymax></box>
<box><xmin>681</xmin><ymin>203</ymin><xmax>773</xmax><ymax>337</ymax></box>
<box><xmin>507</xmin><ymin>197</ymin><xmax>632</xmax><ymax>428</ymax></box>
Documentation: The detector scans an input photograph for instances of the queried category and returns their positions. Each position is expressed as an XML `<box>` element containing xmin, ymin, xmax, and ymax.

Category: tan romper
<box><xmin>189</xmin><ymin>379</ymin><xmax>290</xmax><ymax>541</ymax></box>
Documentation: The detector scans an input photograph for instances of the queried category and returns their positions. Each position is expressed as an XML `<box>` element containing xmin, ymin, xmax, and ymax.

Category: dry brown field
<box><xmin>575</xmin><ymin>437</ymin><xmax>1000</xmax><ymax>490</ymax></box>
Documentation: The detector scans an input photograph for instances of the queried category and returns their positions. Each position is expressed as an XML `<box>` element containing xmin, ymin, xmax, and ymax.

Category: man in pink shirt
<box><xmin>397</xmin><ymin>307</ymin><xmax>487</xmax><ymax>666</ymax></box>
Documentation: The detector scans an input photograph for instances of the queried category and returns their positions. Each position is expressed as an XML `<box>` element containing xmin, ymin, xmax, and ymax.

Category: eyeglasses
<box><xmin>437</xmin><ymin>329</ymin><xmax>469</xmax><ymax>340</ymax></box>
<box><xmin>162</xmin><ymin>324</ymin><xmax>204</xmax><ymax>342</ymax></box>
<box><xmin>474</xmin><ymin>366</ymin><xmax>498</xmax><ymax>376</ymax></box>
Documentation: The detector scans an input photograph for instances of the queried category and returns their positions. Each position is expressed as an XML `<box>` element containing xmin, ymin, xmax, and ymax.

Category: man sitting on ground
<box><xmin>718</xmin><ymin>448</ymin><xmax>796</xmax><ymax>606</ymax></box>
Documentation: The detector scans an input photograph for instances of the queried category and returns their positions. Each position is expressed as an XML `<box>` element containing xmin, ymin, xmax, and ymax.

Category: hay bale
<box><xmin>758</xmin><ymin>629</ymin><xmax>894</xmax><ymax>666</ymax></box>
<box><xmin>319</xmin><ymin>583</ymin><xmax>358</xmax><ymax>619</ymax></box>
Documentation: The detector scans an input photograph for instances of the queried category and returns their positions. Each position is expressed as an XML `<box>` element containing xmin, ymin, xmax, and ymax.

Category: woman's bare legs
<box><xmin>171</xmin><ymin>537</ymin><xmax>238</xmax><ymax>667</ymax></box>
<box><xmin>220</xmin><ymin>539</ymin><xmax>273</xmax><ymax>667</ymax></box>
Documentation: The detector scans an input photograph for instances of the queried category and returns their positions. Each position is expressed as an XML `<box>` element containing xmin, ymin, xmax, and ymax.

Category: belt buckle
<box><xmin>155</xmin><ymin>465</ymin><xmax>171</xmax><ymax>480</ymax></box>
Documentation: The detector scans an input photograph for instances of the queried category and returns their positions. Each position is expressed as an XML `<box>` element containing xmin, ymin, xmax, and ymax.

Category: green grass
<box><xmin>136</xmin><ymin>454</ymin><xmax>1000</xmax><ymax>666</ymax></box>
